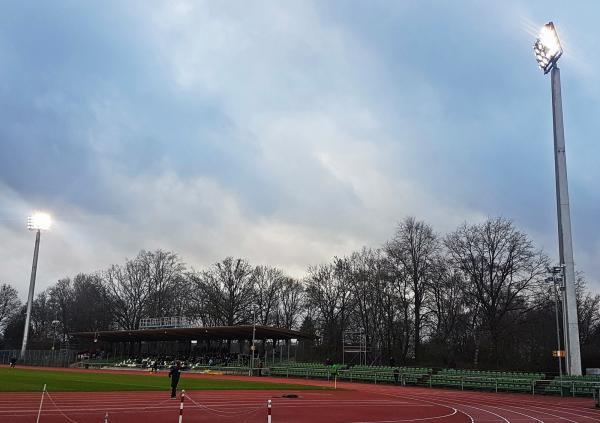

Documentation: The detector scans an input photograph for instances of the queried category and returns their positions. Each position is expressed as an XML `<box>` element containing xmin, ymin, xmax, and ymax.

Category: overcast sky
<box><xmin>1</xmin><ymin>1</ymin><xmax>599</xmax><ymax>299</ymax></box>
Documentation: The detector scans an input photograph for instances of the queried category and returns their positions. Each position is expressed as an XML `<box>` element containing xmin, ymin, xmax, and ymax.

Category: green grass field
<box><xmin>0</xmin><ymin>368</ymin><xmax>328</xmax><ymax>392</ymax></box>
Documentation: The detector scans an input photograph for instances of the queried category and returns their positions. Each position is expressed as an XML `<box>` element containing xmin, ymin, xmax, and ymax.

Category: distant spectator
<box><xmin>325</xmin><ymin>357</ymin><xmax>332</xmax><ymax>366</ymax></box>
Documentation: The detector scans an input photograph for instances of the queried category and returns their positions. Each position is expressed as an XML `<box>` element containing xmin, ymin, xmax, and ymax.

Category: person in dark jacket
<box><xmin>168</xmin><ymin>361</ymin><xmax>182</xmax><ymax>398</ymax></box>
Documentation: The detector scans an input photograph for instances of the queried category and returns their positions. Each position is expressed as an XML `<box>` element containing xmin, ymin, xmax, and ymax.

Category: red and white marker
<box><xmin>178</xmin><ymin>390</ymin><xmax>186</xmax><ymax>423</ymax></box>
<box><xmin>267</xmin><ymin>399</ymin><xmax>272</xmax><ymax>423</ymax></box>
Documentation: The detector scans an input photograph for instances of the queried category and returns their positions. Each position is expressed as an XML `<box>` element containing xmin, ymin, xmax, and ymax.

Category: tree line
<box><xmin>1</xmin><ymin>216</ymin><xmax>599</xmax><ymax>372</ymax></box>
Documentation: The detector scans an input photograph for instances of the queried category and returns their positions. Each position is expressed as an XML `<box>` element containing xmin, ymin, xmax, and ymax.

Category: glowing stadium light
<box><xmin>27</xmin><ymin>212</ymin><xmax>52</xmax><ymax>231</ymax></box>
<box><xmin>533</xmin><ymin>22</ymin><xmax>563</xmax><ymax>74</ymax></box>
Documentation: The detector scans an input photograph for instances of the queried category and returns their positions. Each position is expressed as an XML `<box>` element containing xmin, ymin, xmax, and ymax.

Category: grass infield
<box><xmin>0</xmin><ymin>368</ymin><xmax>328</xmax><ymax>392</ymax></box>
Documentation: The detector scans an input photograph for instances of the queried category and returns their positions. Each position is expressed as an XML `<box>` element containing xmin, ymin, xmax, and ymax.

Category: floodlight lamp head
<box><xmin>533</xmin><ymin>22</ymin><xmax>562</xmax><ymax>74</ymax></box>
<box><xmin>27</xmin><ymin>212</ymin><xmax>52</xmax><ymax>231</ymax></box>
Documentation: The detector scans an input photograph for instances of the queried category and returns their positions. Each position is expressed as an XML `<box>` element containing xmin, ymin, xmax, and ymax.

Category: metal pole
<box><xmin>550</xmin><ymin>67</ymin><xmax>582</xmax><ymax>375</ymax></box>
<box><xmin>21</xmin><ymin>229</ymin><xmax>41</xmax><ymax>359</ymax></box>
<box><xmin>553</xmin><ymin>281</ymin><xmax>563</xmax><ymax>380</ymax></box>
<box><xmin>251</xmin><ymin>308</ymin><xmax>256</xmax><ymax>374</ymax></box>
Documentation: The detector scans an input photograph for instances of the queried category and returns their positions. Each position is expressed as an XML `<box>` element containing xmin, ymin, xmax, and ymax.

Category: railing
<box><xmin>0</xmin><ymin>349</ymin><xmax>76</xmax><ymax>368</ymax></box>
<box><xmin>267</xmin><ymin>366</ymin><xmax>600</xmax><ymax>397</ymax></box>
<box><xmin>139</xmin><ymin>316</ymin><xmax>192</xmax><ymax>329</ymax></box>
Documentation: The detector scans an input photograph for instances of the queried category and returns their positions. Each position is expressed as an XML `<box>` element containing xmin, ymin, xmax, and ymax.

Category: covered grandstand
<box><xmin>71</xmin><ymin>325</ymin><xmax>313</xmax><ymax>363</ymax></box>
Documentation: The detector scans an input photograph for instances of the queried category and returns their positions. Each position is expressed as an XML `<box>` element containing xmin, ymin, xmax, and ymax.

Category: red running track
<box><xmin>0</xmin><ymin>369</ymin><xmax>598</xmax><ymax>422</ymax></box>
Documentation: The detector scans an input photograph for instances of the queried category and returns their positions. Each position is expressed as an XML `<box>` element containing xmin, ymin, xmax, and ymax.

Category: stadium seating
<box><xmin>106</xmin><ymin>357</ymin><xmax>600</xmax><ymax>398</ymax></box>
<box><xmin>431</xmin><ymin>369</ymin><xmax>543</xmax><ymax>393</ymax></box>
<box><xmin>269</xmin><ymin>362</ymin><xmax>431</xmax><ymax>385</ymax></box>
<box><xmin>544</xmin><ymin>375</ymin><xmax>600</xmax><ymax>396</ymax></box>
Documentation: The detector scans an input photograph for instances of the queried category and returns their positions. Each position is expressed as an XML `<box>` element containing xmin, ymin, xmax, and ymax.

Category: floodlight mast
<box><xmin>533</xmin><ymin>22</ymin><xmax>582</xmax><ymax>376</ymax></box>
<box><xmin>20</xmin><ymin>213</ymin><xmax>52</xmax><ymax>359</ymax></box>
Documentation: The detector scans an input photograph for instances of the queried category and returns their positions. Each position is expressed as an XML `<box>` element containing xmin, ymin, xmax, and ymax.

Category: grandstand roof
<box><xmin>71</xmin><ymin>325</ymin><xmax>312</xmax><ymax>342</ymax></box>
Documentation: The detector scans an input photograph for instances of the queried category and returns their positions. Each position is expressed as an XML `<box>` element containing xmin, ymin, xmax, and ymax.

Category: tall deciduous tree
<box><xmin>445</xmin><ymin>217</ymin><xmax>548</xmax><ymax>363</ymax></box>
<box><xmin>104</xmin><ymin>258</ymin><xmax>150</xmax><ymax>330</ymax></box>
<box><xmin>0</xmin><ymin>283</ymin><xmax>20</xmax><ymax>332</ymax></box>
<box><xmin>279</xmin><ymin>277</ymin><xmax>304</xmax><ymax>330</ymax></box>
<box><xmin>305</xmin><ymin>259</ymin><xmax>353</xmax><ymax>357</ymax></box>
<box><xmin>193</xmin><ymin>257</ymin><xmax>255</xmax><ymax>326</ymax></box>
<box><xmin>386</xmin><ymin>217</ymin><xmax>439</xmax><ymax>361</ymax></box>
<box><xmin>253</xmin><ymin>265</ymin><xmax>284</xmax><ymax>326</ymax></box>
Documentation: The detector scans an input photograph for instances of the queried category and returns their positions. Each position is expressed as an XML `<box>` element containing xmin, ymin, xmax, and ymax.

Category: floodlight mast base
<box><xmin>550</xmin><ymin>66</ymin><xmax>582</xmax><ymax>376</ymax></box>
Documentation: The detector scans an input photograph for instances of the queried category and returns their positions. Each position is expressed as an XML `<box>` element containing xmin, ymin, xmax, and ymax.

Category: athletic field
<box><xmin>0</xmin><ymin>367</ymin><xmax>324</xmax><ymax>392</ymax></box>
<box><xmin>0</xmin><ymin>366</ymin><xmax>598</xmax><ymax>422</ymax></box>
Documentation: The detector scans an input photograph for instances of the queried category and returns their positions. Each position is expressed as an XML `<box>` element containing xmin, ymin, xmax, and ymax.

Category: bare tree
<box><xmin>193</xmin><ymin>257</ymin><xmax>255</xmax><ymax>326</ymax></box>
<box><xmin>305</xmin><ymin>259</ymin><xmax>354</xmax><ymax>358</ymax></box>
<box><xmin>576</xmin><ymin>275</ymin><xmax>600</xmax><ymax>346</ymax></box>
<box><xmin>445</xmin><ymin>217</ymin><xmax>548</xmax><ymax>363</ymax></box>
<box><xmin>141</xmin><ymin>250</ymin><xmax>186</xmax><ymax>318</ymax></box>
<box><xmin>427</xmin><ymin>260</ymin><xmax>466</xmax><ymax>364</ymax></box>
<box><xmin>0</xmin><ymin>283</ymin><xmax>20</xmax><ymax>332</ymax></box>
<box><xmin>70</xmin><ymin>273</ymin><xmax>112</xmax><ymax>332</ymax></box>
<box><xmin>385</xmin><ymin>217</ymin><xmax>439</xmax><ymax>361</ymax></box>
<box><xmin>104</xmin><ymin>258</ymin><xmax>150</xmax><ymax>330</ymax></box>
<box><xmin>253</xmin><ymin>265</ymin><xmax>284</xmax><ymax>326</ymax></box>
<box><xmin>346</xmin><ymin>248</ymin><xmax>392</xmax><ymax>360</ymax></box>
<box><xmin>279</xmin><ymin>277</ymin><xmax>304</xmax><ymax>329</ymax></box>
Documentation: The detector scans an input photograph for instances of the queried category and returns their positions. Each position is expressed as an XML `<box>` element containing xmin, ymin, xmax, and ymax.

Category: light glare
<box><xmin>539</xmin><ymin>25</ymin><xmax>560</xmax><ymax>57</ymax></box>
<box><xmin>28</xmin><ymin>212</ymin><xmax>52</xmax><ymax>231</ymax></box>
<box><xmin>533</xmin><ymin>22</ymin><xmax>562</xmax><ymax>74</ymax></box>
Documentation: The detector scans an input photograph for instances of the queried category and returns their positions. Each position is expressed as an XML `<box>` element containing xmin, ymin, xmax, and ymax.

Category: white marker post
<box><xmin>36</xmin><ymin>384</ymin><xmax>46</xmax><ymax>423</ymax></box>
<box><xmin>178</xmin><ymin>390</ymin><xmax>185</xmax><ymax>423</ymax></box>
<box><xmin>267</xmin><ymin>399</ymin><xmax>272</xmax><ymax>423</ymax></box>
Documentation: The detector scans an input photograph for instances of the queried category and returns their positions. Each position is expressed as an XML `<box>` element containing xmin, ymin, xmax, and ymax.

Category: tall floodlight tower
<box><xmin>533</xmin><ymin>22</ymin><xmax>582</xmax><ymax>375</ymax></box>
<box><xmin>20</xmin><ymin>212</ymin><xmax>52</xmax><ymax>359</ymax></box>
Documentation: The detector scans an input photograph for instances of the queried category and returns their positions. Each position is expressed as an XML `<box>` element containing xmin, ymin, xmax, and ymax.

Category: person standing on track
<box><xmin>168</xmin><ymin>361</ymin><xmax>182</xmax><ymax>398</ymax></box>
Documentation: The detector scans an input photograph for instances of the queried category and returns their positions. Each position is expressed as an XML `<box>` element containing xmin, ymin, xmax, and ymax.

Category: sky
<box><xmin>1</xmin><ymin>1</ymin><xmax>599</xmax><ymax>299</ymax></box>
